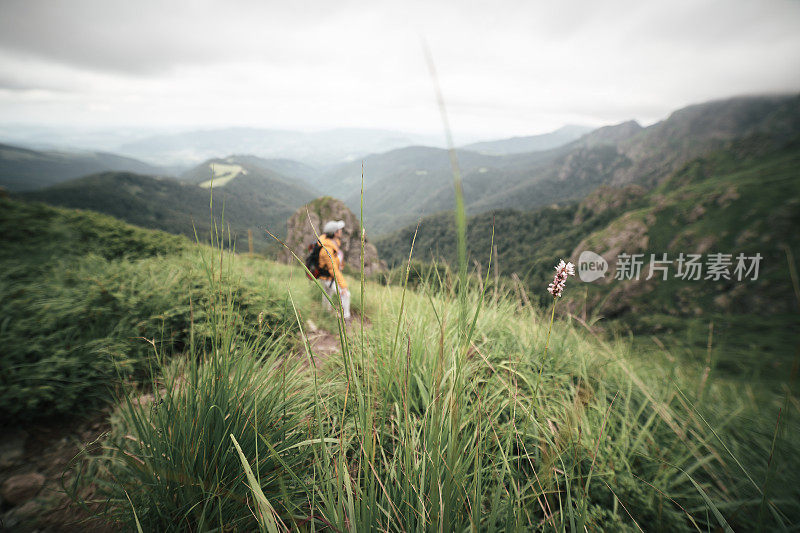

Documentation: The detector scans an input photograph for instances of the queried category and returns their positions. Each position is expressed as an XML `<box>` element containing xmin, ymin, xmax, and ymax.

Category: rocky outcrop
<box><xmin>1</xmin><ymin>473</ymin><xmax>45</xmax><ymax>506</ymax></box>
<box><xmin>281</xmin><ymin>197</ymin><xmax>386</xmax><ymax>276</ymax></box>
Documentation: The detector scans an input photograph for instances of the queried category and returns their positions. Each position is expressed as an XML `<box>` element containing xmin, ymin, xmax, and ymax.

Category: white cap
<box><xmin>323</xmin><ymin>220</ymin><xmax>345</xmax><ymax>234</ymax></box>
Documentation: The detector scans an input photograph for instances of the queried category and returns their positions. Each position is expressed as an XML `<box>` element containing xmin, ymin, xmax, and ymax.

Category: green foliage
<box><xmin>375</xmin><ymin>202</ymin><xmax>623</xmax><ymax>306</ymax></box>
<box><xmin>1</xmin><ymin>254</ymin><xmax>199</xmax><ymax>421</ymax></box>
<box><xmin>17</xmin><ymin>167</ymin><xmax>317</xmax><ymax>255</ymax></box>
<box><xmin>0</xmin><ymin>198</ymin><xmax>295</xmax><ymax>422</ymax></box>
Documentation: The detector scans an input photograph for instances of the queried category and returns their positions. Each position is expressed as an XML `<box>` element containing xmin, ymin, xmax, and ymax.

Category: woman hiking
<box><xmin>317</xmin><ymin>220</ymin><xmax>351</xmax><ymax>320</ymax></box>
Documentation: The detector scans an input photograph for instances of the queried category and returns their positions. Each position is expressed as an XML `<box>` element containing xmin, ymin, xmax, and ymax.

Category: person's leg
<box><xmin>340</xmin><ymin>289</ymin><xmax>351</xmax><ymax>319</ymax></box>
<box><xmin>322</xmin><ymin>280</ymin><xmax>334</xmax><ymax>311</ymax></box>
<box><xmin>323</xmin><ymin>280</ymin><xmax>350</xmax><ymax>319</ymax></box>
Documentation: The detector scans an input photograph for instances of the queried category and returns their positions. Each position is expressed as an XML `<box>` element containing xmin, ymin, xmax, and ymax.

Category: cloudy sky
<box><xmin>0</xmin><ymin>0</ymin><xmax>799</xmax><ymax>141</ymax></box>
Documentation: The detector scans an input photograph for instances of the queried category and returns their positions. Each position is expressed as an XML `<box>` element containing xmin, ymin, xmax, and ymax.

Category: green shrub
<box><xmin>87</xmin><ymin>343</ymin><xmax>313</xmax><ymax>531</ymax></box>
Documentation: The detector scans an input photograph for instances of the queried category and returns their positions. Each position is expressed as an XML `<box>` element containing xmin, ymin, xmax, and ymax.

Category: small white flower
<box><xmin>547</xmin><ymin>260</ymin><xmax>576</xmax><ymax>298</ymax></box>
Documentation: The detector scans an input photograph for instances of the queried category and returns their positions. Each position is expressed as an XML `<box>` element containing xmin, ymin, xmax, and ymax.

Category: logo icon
<box><xmin>578</xmin><ymin>251</ymin><xmax>608</xmax><ymax>282</ymax></box>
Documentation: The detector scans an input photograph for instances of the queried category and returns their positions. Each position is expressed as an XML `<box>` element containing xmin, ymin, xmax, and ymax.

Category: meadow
<box><xmin>2</xmin><ymin>195</ymin><xmax>798</xmax><ymax>531</ymax></box>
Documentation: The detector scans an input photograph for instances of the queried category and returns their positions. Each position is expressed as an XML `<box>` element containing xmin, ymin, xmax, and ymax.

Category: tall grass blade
<box><xmin>230</xmin><ymin>434</ymin><xmax>283</xmax><ymax>533</ymax></box>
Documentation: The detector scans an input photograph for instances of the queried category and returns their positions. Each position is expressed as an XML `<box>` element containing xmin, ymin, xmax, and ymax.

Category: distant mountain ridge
<box><xmin>461</xmin><ymin>125</ymin><xmax>593</xmax><ymax>155</ymax></box>
<box><xmin>579</xmin><ymin>120</ymin><xmax>643</xmax><ymax>147</ymax></box>
<box><xmin>609</xmin><ymin>94</ymin><xmax>800</xmax><ymax>186</ymax></box>
<box><xmin>19</xmin><ymin>155</ymin><xmax>321</xmax><ymax>251</ymax></box>
<box><xmin>116</xmin><ymin>127</ymin><xmax>447</xmax><ymax>167</ymax></box>
<box><xmin>340</xmin><ymin>94</ymin><xmax>800</xmax><ymax>234</ymax></box>
<box><xmin>0</xmin><ymin>143</ymin><xmax>164</xmax><ymax>192</ymax></box>
<box><xmin>375</xmin><ymin>134</ymin><xmax>800</xmax><ymax>320</ymax></box>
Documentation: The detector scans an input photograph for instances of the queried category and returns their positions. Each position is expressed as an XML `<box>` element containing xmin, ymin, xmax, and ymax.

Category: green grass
<box><xmin>0</xmin><ymin>198</ymin><xmax>297</xmax><ymax>422</ymax></box>
<box><xmin>3</xmin><ymin>196</ymin><xmax>798</xmax><ymax>530</ymax></box>
<box><xmin>73</xmin><ymin>253</ymin><xmax>800</xmax><ymax>531</ymax></box>
<box><xmin>617</xmin><ymin>313</ymin><xmax>799</xmax><ymax>383</ymax></box>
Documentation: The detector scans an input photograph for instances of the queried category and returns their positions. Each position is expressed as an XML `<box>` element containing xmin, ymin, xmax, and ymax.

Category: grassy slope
<box><xmin>2</xmin><ymin>197</ymin><xmax>798</xmax><ymax>530</ymax></box>
<box><xmin>88</xmin><ymin>236</ymin><xmax>799</xmax><ymax>531</ymax></box>
<box><xmin>568</xmin><ymin>138</ymin><xmax>800</xmax><ymax>378</ymax></box>
<box><xmin>0</xmin><ymin>198</ymin><xmax>306</xmax><ymax>422</ymax></box>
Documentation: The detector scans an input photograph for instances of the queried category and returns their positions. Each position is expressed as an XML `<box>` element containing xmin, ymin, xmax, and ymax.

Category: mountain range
<box><xmin>0</xmin><ymin>143</ymin><xmax>165</xmax><ymax>192</ymax></box>
<box><xmin>0</xmin><ymin>120</ymin><xmax>596</xmax><ymax>236</ymax></box>
<box><xmin>19</xmin><ymin>156</ymin><xmax>319</xmax><ymax>252</ymax></box>
<box><xmin>4</xmin><ymin>94</ymin><xmax>798</xmax><ymax>271</ymax></box>
<box><xmin>460</xmin><ymin>125</ymin><xmax>593</xmax><ymax>155</ymax></box>
<box><xmin>340</xmin><ymin>95</ymin><xmax>800</xmax><ymax>234</ymax></box>
<box><xmin>114</xmin><ymin>127</ymin><xmax>450</xmax><ymax>167</ymax></box>
<box><xmin>374</xmin><ymin>133</ymin><xmax>800</xmax><ymax>331</ymax></box>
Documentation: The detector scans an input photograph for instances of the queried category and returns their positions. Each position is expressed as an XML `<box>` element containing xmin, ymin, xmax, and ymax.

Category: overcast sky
<box><xmin>0</xmin><ymin>0</ymin><xmax>798</xmax><ymax>141</ymax></box>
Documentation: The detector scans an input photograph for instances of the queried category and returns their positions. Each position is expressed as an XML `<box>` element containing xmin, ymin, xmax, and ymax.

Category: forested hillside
<box><xmin>377</xmin><ymin>136</ymin><xmax>800</xmax><ymax>316</ymax></box>
<box><xmin>342</xmin><ymin>95</ymin><xmax>800</xmax><ymax>234</ymax></box>
<box><xmin>19</xmin><ymin>155</ymin><xmax>321</xmax><ymax>252</ymax></box>
<box><xmin>0</xmin><ymin>143</ymin><xmax>164</xmax><ymax>191</ymax></box>
<box><xmin>376</xmin><ymin>136</ymin><xmax>800</xmax><ymax>377</ymax></box>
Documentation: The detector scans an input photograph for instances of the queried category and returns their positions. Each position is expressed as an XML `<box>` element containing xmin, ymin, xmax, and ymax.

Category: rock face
<box><xmin>1</xmin><ymin>472</ymin><xmax>45</xmax><ymax>506</ymax></box>
<box><xmin>281</xmin><ymin>197</ymin><xmax>386</xmax><ymax>276</ymax></box>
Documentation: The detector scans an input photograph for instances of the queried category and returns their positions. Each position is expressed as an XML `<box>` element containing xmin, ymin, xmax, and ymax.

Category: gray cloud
<box><xmin>0</xmin><ymin>76</ymin><xmax>46</xmax><ymax>92</ymax></box>
<box><xmin>0</xmin><ymin>0</ymin><xmax>350</xmax><ymax>74</ymax></box>
<box><xmin>0</xmin><ymin>0</ymin><xmax>798</xmax><ymax>136</ymax></box>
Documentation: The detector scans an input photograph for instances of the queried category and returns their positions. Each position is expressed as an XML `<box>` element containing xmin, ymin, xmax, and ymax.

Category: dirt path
<box><xmin>0</xmin><ymin>414</ymin><xmax>115</xmax><ymax>532</ymax></box>
<box><xmin>299</xmin><ymin>312</ymin><xmax>369</xmax><ymax>367</ymax></box>
<box><xmin>303</xmin><ymin>320</ymin><xmax>343</xmax><ymax>361</ymax></box>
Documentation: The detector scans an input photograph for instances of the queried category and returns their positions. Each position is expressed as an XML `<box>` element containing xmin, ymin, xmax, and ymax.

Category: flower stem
<box><xmin>535</xmin><ymin>297</ymin><xmax>557</xmax><ymax>396</ymax></box>
<box><xmin>543</xmin><ymin>298</ymin><xmax>557</xmax><ymax>360</ymax></box>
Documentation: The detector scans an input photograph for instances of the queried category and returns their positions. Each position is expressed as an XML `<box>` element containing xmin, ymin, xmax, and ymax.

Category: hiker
<box><xmin>317</xmin><ymin>220</ymin><xmax>351</xmax><ymax>320</ymax></box>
